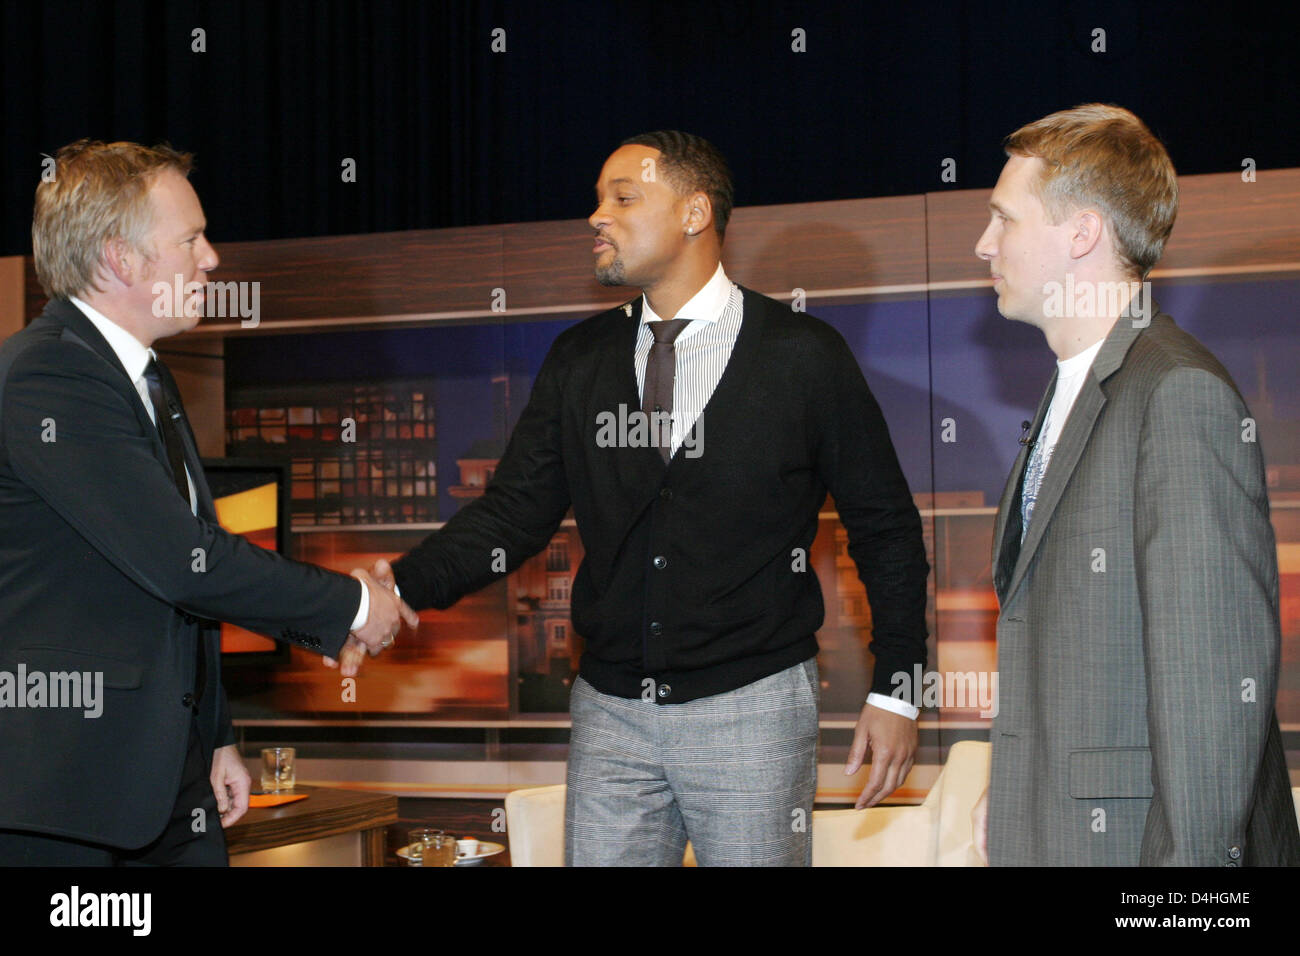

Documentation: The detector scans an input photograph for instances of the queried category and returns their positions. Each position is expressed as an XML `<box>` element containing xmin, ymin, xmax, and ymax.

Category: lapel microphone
<box><xmin>1019</xmin><ymin>420</ymin><xmax>1034</xmax><ymax>446</ymax></box>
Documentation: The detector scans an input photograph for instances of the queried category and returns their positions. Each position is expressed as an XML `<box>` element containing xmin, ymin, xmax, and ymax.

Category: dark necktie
<box><xmin>143</xmin><ymin>357</ymin><xmax>193</xmax><ymax>509</ymax></box>
<box><xmin>143</xmin><ymin>356</ymin><xmax>205</xmax><ymax>704</ymax></box>
<box><xmin>643</xmin><ymin>319</ymin><xmax>690</xmax><ymax>465</ymax></box>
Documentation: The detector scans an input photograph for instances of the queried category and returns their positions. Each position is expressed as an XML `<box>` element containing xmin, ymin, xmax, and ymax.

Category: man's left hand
<box><xmin>845</xmin><ymin>702</ymin><xmax>917</xmax><ymax>809</ymax></box>
<box><xmin>210</xmin><ymin>744</ymin><xmax>251</xmax><ymax>828</ymax></box>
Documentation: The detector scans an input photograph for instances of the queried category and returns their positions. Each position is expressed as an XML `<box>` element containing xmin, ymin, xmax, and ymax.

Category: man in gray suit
<box><xmin>970</xmin><ymin>104</ymin><xmax>1299</xmax><ymax>865</ymax></box>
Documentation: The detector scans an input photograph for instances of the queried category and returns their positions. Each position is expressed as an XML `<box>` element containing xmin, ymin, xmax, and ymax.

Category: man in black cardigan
<box><xmin>364</xmin><ymin>131</ymin><xmax>929</xmax><ymax>865</ymax></box>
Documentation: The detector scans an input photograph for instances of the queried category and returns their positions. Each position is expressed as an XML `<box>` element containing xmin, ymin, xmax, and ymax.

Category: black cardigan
<box><xmin>393</xmin><ymin>285</ymin><xmax>929</xmax><ymax>704</ymax></box>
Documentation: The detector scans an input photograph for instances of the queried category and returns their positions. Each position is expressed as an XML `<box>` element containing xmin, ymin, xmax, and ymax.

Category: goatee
<box><xmin>595</xmin><ymin>258</ymin><xmax>627</xmax><ymax>286</ymax></box>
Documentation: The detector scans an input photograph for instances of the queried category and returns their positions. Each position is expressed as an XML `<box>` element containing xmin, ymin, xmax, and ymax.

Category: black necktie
<box><xmin>143</xmin><ymin>356</ymin><xmax>205</xmax><ymax>705</ymax></box>
<box><xmin>643</xmin><ymin>319</ymin><xmax>690</xmax><ymax>465</ymax></box>
<box><xmin>143</xmin><ymin>357</ymin><xmax>193</xmax><ymax>510</ymax></box>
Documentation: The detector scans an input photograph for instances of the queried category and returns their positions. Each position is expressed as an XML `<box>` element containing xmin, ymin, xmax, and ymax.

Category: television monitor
<box><xmin>201</xmin><ymin>458</ymin><xmax>292</xmax><ymax>664</ymax></box>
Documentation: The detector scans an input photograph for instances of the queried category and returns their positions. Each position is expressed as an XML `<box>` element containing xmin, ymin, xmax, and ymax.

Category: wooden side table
<box><xmin>226</xmin><ymin>785</ymin><xmax>398</xmax><ymax>866</ymax></box>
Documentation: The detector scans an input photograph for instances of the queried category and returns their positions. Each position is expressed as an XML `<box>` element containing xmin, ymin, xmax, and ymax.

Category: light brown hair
<box><xmin>1005</xmin><ymin>104</ymin><xmax>1178</xmax><ymax>279</ymax></box>
<box><xmin>32</xmin><ymin>139</ymin><xmax>194</xmax><ymax>299</ymax></box>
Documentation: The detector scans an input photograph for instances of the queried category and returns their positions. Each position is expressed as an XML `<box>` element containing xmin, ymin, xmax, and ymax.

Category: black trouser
<box><xmin>0</xmin><ymin>718</ymin><xmax>228</xmax><ymax>866</ymax></box>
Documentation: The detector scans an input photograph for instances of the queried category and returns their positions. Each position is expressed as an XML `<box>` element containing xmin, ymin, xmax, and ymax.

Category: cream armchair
<box><xmin>507</xmin><ymin>748</ymin><xmax>1293</xmax><ymax>866</ymax></box>
<box><xmin>503</xmin><ymin>785</ymin><xmax>698</xmax><ymax>866</ymax></box>
<box><xmin>505</xmin><ymin>739</ymin><xmax>991</xmax><ymax>867</ymax></box>
<box><xmin>812</xmin><ymin>739</ymin><xmax>989</xmax><ymax>866</ymax></box>
<box><xmin>503</xmin><ymin>783</ymin><xmax>566</xmax><ymax>867</ymax></box>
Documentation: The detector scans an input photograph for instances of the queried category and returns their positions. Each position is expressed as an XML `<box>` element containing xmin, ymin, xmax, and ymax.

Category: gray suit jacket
<box><xmin>988</xmin><ymin>309</ymin><xmax>1299</xmax><ymax>866</ymax></box>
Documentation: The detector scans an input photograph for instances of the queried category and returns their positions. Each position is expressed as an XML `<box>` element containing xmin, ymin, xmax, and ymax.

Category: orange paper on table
<box><xmin>249</xmin><ymin>793</ymin><xmax>310</xmax><ymax>808</ymax></box>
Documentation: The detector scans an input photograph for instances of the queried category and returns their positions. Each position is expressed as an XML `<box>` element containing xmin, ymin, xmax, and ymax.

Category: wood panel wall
<box><xmin>20</xmin><ymin>168</ymin><xmax>1300</xmax><ymax>333</ymax></box>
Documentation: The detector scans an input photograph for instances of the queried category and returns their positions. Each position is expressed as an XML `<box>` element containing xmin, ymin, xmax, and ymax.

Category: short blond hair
<box><xmin>1005</xmin><ymin>104</ymin><xmax>1178</xmax><ymax>279</ymax></box>
<box><xmin>32</xmin><ymin>139</ymin><xmax>194</xmax><ymax>299</ymax></box>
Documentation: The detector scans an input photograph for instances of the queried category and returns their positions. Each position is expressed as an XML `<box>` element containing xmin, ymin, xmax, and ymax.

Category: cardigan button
<box><xmin>653</xmin><ymin>555</ymin><xmax>667</xmax><ymax>570</ymax></box>
<box><xmin>649</xmin><ymin>621</ymin><xmax>663</xmax><ymax>636</ymax></box>
<box><xmin>659</xmin><ymin>487</ymin><xmax>673</xmax><ymax>500</ymax></box>
<box><xmin>657</xmin><ymin>683</ymin><xmax>671</xmax><ymax>699</ymax></box>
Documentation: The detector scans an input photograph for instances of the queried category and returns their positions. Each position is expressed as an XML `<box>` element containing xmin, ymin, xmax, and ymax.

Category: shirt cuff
<box><xmin>866</xmin><ymin>692</ymin><xmax>920</xmax><ymax>721</ymax></box>
<box><xmin>350</xmin><ymin>580</ymin><xmax>370</xmax><ymax>632</ymax></box>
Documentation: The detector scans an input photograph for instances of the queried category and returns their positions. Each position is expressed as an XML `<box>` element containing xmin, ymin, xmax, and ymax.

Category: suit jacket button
<box><xmin>182</xmin><ymin>693</ymin><xmax>195</xmax><ymax>707</ymax></box>
<box><xmin>1228</xmin><ymin>846</ymin><xmax>1242</xmax><ymax>860</ymax></box>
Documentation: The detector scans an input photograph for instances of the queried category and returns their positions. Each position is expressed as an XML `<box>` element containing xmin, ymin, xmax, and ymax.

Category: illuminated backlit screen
<box><xmin>203</xmin><ymin>460</ymin><xmax>288</xmax><ymax>656</ymax></box>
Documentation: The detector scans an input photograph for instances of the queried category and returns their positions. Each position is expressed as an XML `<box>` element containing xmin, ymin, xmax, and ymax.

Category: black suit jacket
<box><xmin>0</xmin><ymin>298</ymin><xmax>359</xmax><ymax>849</ymax></box>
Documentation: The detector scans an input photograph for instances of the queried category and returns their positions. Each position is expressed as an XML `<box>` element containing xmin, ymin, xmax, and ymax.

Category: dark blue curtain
<box><xmin>2</xmin><ymin>0</ymin><xmax>1297</xmax><ymax>256</ymax></box>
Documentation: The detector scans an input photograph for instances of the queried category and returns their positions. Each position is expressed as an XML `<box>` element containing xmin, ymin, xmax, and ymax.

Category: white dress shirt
<box><xmin>636</xmin><ymin>262</ymin><xmax>739</xmax><ymax>457</ymax></box>
<box><xmin>71</xmin><ymin>297</ymin><xmax>198</xmax><ymax>513</ymax></box>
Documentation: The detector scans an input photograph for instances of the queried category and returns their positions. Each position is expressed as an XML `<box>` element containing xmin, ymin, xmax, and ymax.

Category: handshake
<box><xmin>324</xmin><ymin>558</ymin><xmax>419</xmax><ymax>677</ymax></box>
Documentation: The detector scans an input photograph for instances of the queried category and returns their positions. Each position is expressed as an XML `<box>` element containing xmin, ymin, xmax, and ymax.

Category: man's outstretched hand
<box><xmin>324</xmin><ymin>634</ymin><xmax>371</xmax><ymax>677</ymax></box>
<box><xmin>324</xmin><ymin>565</ymin><xmax>419</xmax><ymax>676</ymax></box>
<box><xmin>351</xmin><ymin>566</ymin><xmax>419</xmax><ymax>649</ymax></box>
<box><xmin>371</xmin><ymin>557</ymin><xmax>397</xmax><ymax>590</ymax></box>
